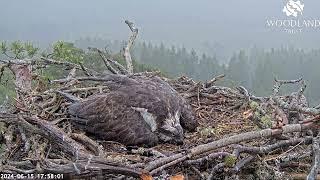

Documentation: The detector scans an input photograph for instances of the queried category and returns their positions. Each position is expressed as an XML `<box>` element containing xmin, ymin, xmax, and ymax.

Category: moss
<box><xmin>254</xmin><ymin>111</ymin><xmax>261</xmax><ymax>118</ymax></box>
<box><xmin>249</xmin><ymin>101</ymin><xmax>259</xmax><ymax>110</ymax></box>
<box><xmin>0</xmin><ymin>122</ymin><xmax>6</xmax><ymax>131</ymax></box>
<box><xmin>261</xmin><ymin>115</ymin><xmax>272</xmax><ymax>128</ymax></box>
<box><xmin>199</xmin><ymin>127</ymin><xmax>215</xmax><ymax>138</ymax></box>
<box><xmin>0</xmin><ymin>144</ymin><xmax>5</xmax><ymax>155</ymax></box>
<box><xmin>224</xmin><ymin>155</ymin><xmax>237</xmax><ymax>167</ymax></box>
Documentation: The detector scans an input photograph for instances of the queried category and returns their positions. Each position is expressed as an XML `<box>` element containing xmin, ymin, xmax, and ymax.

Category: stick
<box><xmin>94</xmin><ymin>48</ymin><xmax>119</xmax><ymax>74</ymax></box>
<box><xmin>0</xmin><ymin>114</ymin><xmax>144</xmax><ymax>178</ymax></box>
<box><xmin>185</xmin><ymin>152</ymin><xmax>230</xmax><ymax>166</ymax></box>
<box><xmin>272</xmin><ymin>78</ymin><xmax>320</xmax><ymax>115</ymax></box>
<box><xmin>307</xmin><ymin>134</ymin><xmax>320</xmax><ymax>180</ymax></box>
<box><xmin>205</xmin><ymin>74</ymin><xmax>225</xmax><ymax>87</ymax></box>
<box><xmin>124</xmin><ymin>20</ymin><xmax>138</xmax><ymax>74</ymax></box>
<box><xmin>207</xmin><ymin>163</ymin><xmax>225</xmax><ymax>180</ymax></box>
<box><xmin>145</xmin><ymin>122</ymin><xmax>316</xmax><ymax>174</ymax></box>
<box><xmin>71</xmin><ymin>133</ymin><xmax>105</xmax><ymax>156</ymax></box>
<box><xmin>41</xmin><ymin>58</ymin><xmax>96</xmax><ymax>76</ymax></box>
<box><xmin>232</xmin><ymin>155</ymin><xmax>255</xmax><ymax>173</ymax></box>
<box><xmin>90</xmin><ymin>48</ymin><xmax>129</xmax><ymax>75</ymax></box>
<box><xmin>233</xmin><ymin>137</ymin><xmax>312</xmax><ymax>156</ymax></box>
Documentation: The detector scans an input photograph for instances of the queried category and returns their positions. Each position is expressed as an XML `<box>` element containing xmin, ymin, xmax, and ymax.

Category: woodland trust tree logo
<box><xmin>283</xmin><ymin>0</ymin><xmax>304</xmax><ymax>17</ymax></box>
<box><xmin>266</xmin><ymin>0</ymin><xmax>320</xmax><ymax>34</ymax></box>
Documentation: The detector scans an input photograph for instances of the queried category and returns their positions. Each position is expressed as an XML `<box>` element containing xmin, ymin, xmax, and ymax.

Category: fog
<box><xmin>1</xmin><ymin>0</ymin><xmax>320</xmax><ymax>59</ymax></box>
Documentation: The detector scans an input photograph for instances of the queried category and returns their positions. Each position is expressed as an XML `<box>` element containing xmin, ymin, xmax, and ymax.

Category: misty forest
<box><xmin>1</xmin><ymin>1</ymin><xmax>320</xmax><ymax>180</ymax></box>
<box><xmin>1</xmin><ymin>39</ymin><xmax>320</xmax><ymax>105</ymax></box>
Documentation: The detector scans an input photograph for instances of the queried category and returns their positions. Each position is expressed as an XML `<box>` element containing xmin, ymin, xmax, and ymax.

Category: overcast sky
<box><xmin>1</xmin><ymin>0</ymin><xmax>320</xmax><ymax>56</ymax></box>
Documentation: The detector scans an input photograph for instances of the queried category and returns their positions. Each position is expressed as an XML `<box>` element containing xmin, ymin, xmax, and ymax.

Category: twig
<box><xmin>90</xmin><ymin>47</ymin><xmax>128</xmax><ymax>75</ymax></box>
<box><xmin>63</xmin><ymin>86</ymin><xmax>110</xmax><ymax>93</ymax></box>
<box><xmin>233</xmin><ymin>137</ymin><xmax>312</xmax><ymax>156</ymax></box>
<box><xmin>40</xmin><ymin>58</ymin><xmax>97</xmax><ymax>76</ymax></box>
<box><xmin>78</xmin><ymin>62</ymin><xmax>93</xmax><ymax>76</ymax></box>
<box><xmin>274</xmin><ymin>97</ymin><xmax>320</xmax><ymax>115</ymax></box>
<box><xmin>130</xmin><ymin>148</ymin><xmax>167</xmax><ymax>158</ymax></box>
<box><xmin>297</xmin><ymin>80</ymin><xmax>307</xmax><ymax>101</ymax></box>
<box><xmin>41</xmin><ymin>159</ymin><xmax>143</xmax><ymax>178</ymax></box>
<box><xmin>207</xmin><ymin>163</ymin><xmax>225</xmax><ymax>180</ymax></box>
<box><xmin>272</xmin><ymin>78</ymin><xmax>319</xmax><ymax>115</ymax></box>
<box><xmin>307</xmin><ymin>133</ymin><xmax>320</xmax><ymax>180</ymax></box>
<box><xmin>273</xmin><ymin>77</ymin><xmax>302</xmax><ymax>96</ymax></box>
<box><xmin>205</xmin><ymin>74</ymin><xmax>225</xmax><ymax>88</ymax></box>
<box><xmin>71</xmin><ymin>133</ymin><xmax>105</xmax><ymax>156</ymax></box>
<box><xmin>150</xmin><ymin>156</ymin><xmax>186</xmax><ymax>175</ymax></box>
<box><xmin>274</xmin><ymin>77</ymin><xmax>303</xmax><ymax>85</ymax></box>
<box><xmin>55</xmin><ymin>91</ymin><xmax>81</xmax><ymax>103</ymax></box>
<box><xmin>232</xmin><ymin>155</ymin><xmax>256</xmax><ymax>173</ymax></box>
<box><xmin>185</xmin><ymin>152</ymin><xmax>230</xmax><ymax>166</ymax></box>
<box><xmin>95</xmin><ymin>48</ymin><xmax>119</xmax><ymax>74</ymax></box>
<box><xmin>18</xmin><ymin>125</ymin><xmax>30</xmax><ymax>153</ymax></box>
<box><xmin>189</xmin><ymin>165</ymin><xmax>205</xmax><ymax>180</ymax></box>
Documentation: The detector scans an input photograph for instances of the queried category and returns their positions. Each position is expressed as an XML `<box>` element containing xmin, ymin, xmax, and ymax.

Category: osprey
<box><xmin>68</xmin><ymin>75</ymin><xmax>197</xmax><ymax>147</ymax></box>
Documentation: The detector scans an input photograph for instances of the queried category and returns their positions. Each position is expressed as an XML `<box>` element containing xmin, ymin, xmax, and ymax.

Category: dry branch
<box><xmin>145</xmin><ymin>122</ymin><xmax>316</xmax><ymax>175</ymax></box>
<box><xmin>90</xmin><ymin>48</ymin><xmax>128</xmax><ymax>75</ymax></box>
<box><xmin>308</xmin><ymin>134</ymin><xmax>320</xmax><ymax>180</ymax></box>
<box><xmin>233</xmin><ymin>137</ymin><xmax>312</xmax><ymax>156</ymax></box>
<box><xmin>124</xmin><ymin>20</ymin><xmax>138</xmax><ymax>74</ymax></box>
<box><xmin>41</xmin><ymin>57</ymin><xmax>96</xmax><ymax>76</ymax></box>
<box><xmin>205</xmin><ymin>74</ymin><xmax>225</xmax><ymax>87</ymax></box>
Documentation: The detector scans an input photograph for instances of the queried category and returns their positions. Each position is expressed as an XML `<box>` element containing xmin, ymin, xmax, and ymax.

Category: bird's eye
<box><xmin>160</xmin><ymin>129</ymin><xmax>173</xmax><ymax>135</ymax></box>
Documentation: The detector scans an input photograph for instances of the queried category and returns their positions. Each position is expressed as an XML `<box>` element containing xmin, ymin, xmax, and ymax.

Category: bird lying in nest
<box><xmin>68</xmin><ymin>74</ymin><xmax>198</xmax><ymax>147</ymax></box>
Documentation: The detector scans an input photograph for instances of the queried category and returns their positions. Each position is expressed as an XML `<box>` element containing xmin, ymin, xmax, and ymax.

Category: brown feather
<box><xmin>68</xmin><ymin>75</ymin><xmax>197</xmax><ymax>146</ymax></box>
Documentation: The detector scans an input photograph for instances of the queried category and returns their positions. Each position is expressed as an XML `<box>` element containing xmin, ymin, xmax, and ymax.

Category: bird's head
<box><xmin>132</xmin><ymin>107</ymin><xmax>184</xmax><ymax>145</ymax></box>
<box><xmin>158</xmin><ymin>111</ymin><xmax>184</xmax><ymax>145</ymax></box>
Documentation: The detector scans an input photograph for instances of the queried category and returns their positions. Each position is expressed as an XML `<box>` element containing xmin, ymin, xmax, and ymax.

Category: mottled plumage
<box><xmin>68</xmin><ymin>75</ymin><xmax>197</xmax><ymax>147</ymax></box>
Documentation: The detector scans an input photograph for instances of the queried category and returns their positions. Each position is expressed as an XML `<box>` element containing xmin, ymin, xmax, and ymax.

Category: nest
<box><xmin>0</xmin><ymin>70</ymin><xmax>319</xmax><ymax>180</ymax></box>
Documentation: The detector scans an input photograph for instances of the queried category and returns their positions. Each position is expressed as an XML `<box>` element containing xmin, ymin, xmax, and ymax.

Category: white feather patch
<box><xmin>132</xmin><ymin>107</ymin><xmax>157</xmax><ymax>132</ymax></box>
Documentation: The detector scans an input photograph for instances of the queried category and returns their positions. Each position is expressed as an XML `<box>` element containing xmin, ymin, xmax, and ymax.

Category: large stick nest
<box><xmin>0</xmin><ymin>70</ymin><xmax>320</xmax><ymax>180</ymax></box>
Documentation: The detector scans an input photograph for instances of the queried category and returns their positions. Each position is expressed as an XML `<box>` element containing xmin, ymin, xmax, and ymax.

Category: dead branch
<box><xmin>0</xmin><ymin>113</ymin><xmax>145</xmax><ymax>178</ymax></box>
<box><xmin>205</xmin><ymin>74</ymin><xmax>225</xmax><ymax>88</ymax></box>
<box><xmin>233</xmin><ymin>137</ymin><xmax>312</xmax><ymax>156</ymax></box>
<box><xmin>71</xmin><ymin>133</ymin><xmax>105</xmax><ymax>157</ymax></box>
<box><xmin>272</xmin><ymin>78</ymin><xmax>320</xmax><ymax>115</ymax></box>
<box><xmin>40</xmin><ymin>57</ymin><xmax>96</xmax><ymax>76</ymax></box>
<box><xmin>124</xmin><ymin>20</ymin><xmax>138</xmax><ymax>74</ymax></box>
<box><xmin>94</xmin><ymin>48</ymin><xmax>119</xmax><ymax>74</ymax></box>
<box><xmin>189</xmin><ymin>165</ymin><xmax>205</xmax><ymax>180</ymax></box>
<box><xmin>89</xmin><ymin>47</ymin><xmax>128</xmax><ymax>75</ymax></box>
<box><xmin>185</xmin><ymin>152</ymin><xmax>230</xmax><ymax>166</ymax></box>
<box><xmin>232</xmin><ymin>155</ymin><xmax>256</xmax><ymax>173</ymax></box>
<box><xmin>22</xmin><ymin>115</ymin><xmax>89</xmax><ymax>158</ymax></box>
<box><xmin>41</xmin><ymin>159</ymin><xmax>143</xmax><ymax>178</ymax></box>
<box><xmin>190</xmin><ymin>123</ymin><xmax>313</xmax><ymax>157</ymax></box>
<box><xmin>145</xmin><ymin>122</ymin><xmax>316</xmax><ymax>174</ymax></box>
<box><xmin>307</xmin><ymin>134</ymin><xmax>320</xmax><ymax>180</ymax></box>
<box><xmin>207</xmin><ymin>163</ymin><xmax>225</xmax><ymax>180</ymax></box>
